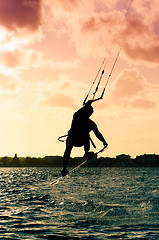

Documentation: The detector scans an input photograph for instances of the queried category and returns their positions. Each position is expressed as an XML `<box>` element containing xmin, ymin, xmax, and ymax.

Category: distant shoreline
<box><xmin>0</xmin><ymin>154</ymin><xmax>158</xmax><ymax>167</ymax></box>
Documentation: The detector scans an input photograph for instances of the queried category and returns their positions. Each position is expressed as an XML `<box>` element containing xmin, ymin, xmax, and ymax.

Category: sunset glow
<box><xmin>0</xmin><ymin>0</ymin><xmax>159</xmax><ymax>158</ymax></box>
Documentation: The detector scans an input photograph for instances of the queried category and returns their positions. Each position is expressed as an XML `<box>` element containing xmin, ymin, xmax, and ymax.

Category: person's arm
<box><xmin>91</xmin><ymin>121</ymin><xmax>108</xmax><ymax>147</ymax></box>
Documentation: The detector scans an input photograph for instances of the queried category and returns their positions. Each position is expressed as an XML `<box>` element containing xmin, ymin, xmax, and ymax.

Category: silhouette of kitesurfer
<box><xmin>61</xmin><ymin>100</ymin><xmax>108</xmax><ymax>176</ymax></box>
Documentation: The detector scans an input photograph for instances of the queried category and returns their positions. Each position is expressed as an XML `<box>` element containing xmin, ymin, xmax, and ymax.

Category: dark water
<box><xmin>0</xmin><ymin>167</ymin><xmax>158</xmax><ymax>240</ymax></box>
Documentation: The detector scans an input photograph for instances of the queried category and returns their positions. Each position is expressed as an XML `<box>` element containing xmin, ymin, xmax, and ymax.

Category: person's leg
<box><xmin>84</xmin><ymin>139</ymin><xmax>90</xmax><ymax>158</ymax></box>
<box><xmin>84</xmin><ymin>140</ymin><xmax>96</xmax><ymax>161</ymax></box>
<box><xmin>61</xmin><ymin>143</ymin><xmax>73</xmax><ymax>176</ymax></box>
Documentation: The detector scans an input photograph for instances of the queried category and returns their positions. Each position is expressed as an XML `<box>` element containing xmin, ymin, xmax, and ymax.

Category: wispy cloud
<box><xmin>0</xmin><ymin>73</ymin><xmax>18</xmax><ymax>90</ymax></box>
<box><xmin>45</xmin><ymin>93</ymin><xmax>76</xmax><ymax>109</ymax></box>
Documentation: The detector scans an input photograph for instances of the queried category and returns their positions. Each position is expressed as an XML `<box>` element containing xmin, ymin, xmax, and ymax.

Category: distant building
<box><xmin>11</xmin><ymin>153</ymin><xmax>20</xmax><ymax>166</ymax></box>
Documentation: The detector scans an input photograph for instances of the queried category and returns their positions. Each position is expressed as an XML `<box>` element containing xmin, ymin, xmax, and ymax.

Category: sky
<box><xmin>0</xmin><ymin>0</ymin><xmax>159</xmax><ymax>158</ymax></box>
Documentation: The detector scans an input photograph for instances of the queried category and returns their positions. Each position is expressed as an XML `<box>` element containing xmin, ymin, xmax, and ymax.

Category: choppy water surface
<box><xmin>0</xmin><ymin>167</ymin><xmax>158</xmax><ymax>239</ymax></box>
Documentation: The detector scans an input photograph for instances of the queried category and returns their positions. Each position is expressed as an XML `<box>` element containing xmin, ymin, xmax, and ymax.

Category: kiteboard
<box><xmin>50</xmin><ymin>147</ymin><xmax>106</xmax><ymax>186</ymax></box>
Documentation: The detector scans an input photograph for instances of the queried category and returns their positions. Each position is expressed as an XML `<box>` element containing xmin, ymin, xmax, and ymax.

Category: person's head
<box><xmin>84</xmin><ymin>104</ymin><xmax>94</xmax><ymax>117</ymax></box>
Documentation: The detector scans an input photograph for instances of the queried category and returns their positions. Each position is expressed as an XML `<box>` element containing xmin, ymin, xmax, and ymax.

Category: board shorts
<box><xmin>67</xmin><ymin>130</ymin><xmax>90</xmax><ymax>147</ymax></box>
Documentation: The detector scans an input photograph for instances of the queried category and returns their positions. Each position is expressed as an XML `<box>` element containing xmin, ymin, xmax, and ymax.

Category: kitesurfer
<box><xmin>61</xmin><ymin>101</ymin><xmax>108</xmax><ymax>176</ymax></box>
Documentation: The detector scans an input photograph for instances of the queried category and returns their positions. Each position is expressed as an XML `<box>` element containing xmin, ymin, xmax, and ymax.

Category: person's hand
<box><xmin>103</xmin><ymin>141</ymin><xmax>108</xmax><ymax>148</ymax></box>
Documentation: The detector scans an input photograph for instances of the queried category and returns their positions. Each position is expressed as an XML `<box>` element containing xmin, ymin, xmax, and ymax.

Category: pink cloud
<box><xmin>81</xmin><ymin>12</ymin><xmax>120</xmax><ymax>33</ymax></box>
<box><xmin>131</xmin><ymin>98</ymin><xmax>157</xmax><ymax>110</ymax></box>
<box><xmin>81</xmin><ymin>17</ymin><xmax>99</xmax><ymax>33</ymax></box>
<box><xmin>153</xmin><ymin>15</ymin><xmax>159</xmax><ymax>36</ymax></box>
<box><xmin>122</xmin><ymin>16</ymin><xmax>148</xmax><ymax>37</ymax></box>
<box><xmin>81</xmin><ymin>11</ymin><xmax>159</xmax><ymax>64</ymax></box>
<box><xmin>44</xmin><ymin>0</ymin><xmax>159</xmax><ymax>64</ymax></box>
<box><xmin>57</xmin><ymin>0</ymin><xmax>159</xmax><ymax>64</ymax></box>
<box><xmin>118</xmin><ymin>16</ymin><xmax>159</xmax><ymax>64</ymax></box>
<box><xmin>0</xmin><ymin>0</ymin><xmax>42</xmax><ymax>31</ymax></box>
<box><xmin>110</xmin><ymin>69</ymin><xmax>157</xmax><ymax>110</ymax></box>
<box><xmin>112</xmin><ymin>69</ymin><xmax>145</xmax><ymax>100</ymax></box>
<box><xmin>121</xmin><ymin>44</ymin><xmax>159</xmax><ymax>64</ymax></box>
<box><xmin>52</xmin><ymin>0</ymin><xmax>79</xmax><ymax>11</ymax></box>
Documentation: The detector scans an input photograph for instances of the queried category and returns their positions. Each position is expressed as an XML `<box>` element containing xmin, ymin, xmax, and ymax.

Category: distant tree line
<box><xmin>0</xmin><ymin>153</ymin><xmax>158</xmax><ymax>167</ymax></box>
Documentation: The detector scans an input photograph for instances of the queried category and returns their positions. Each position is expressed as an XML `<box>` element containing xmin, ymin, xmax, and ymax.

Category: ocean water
<box><xmin>0</xmin><ymin>167</ymin><xmax>158</xmax><ymax>240</ymax></box>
